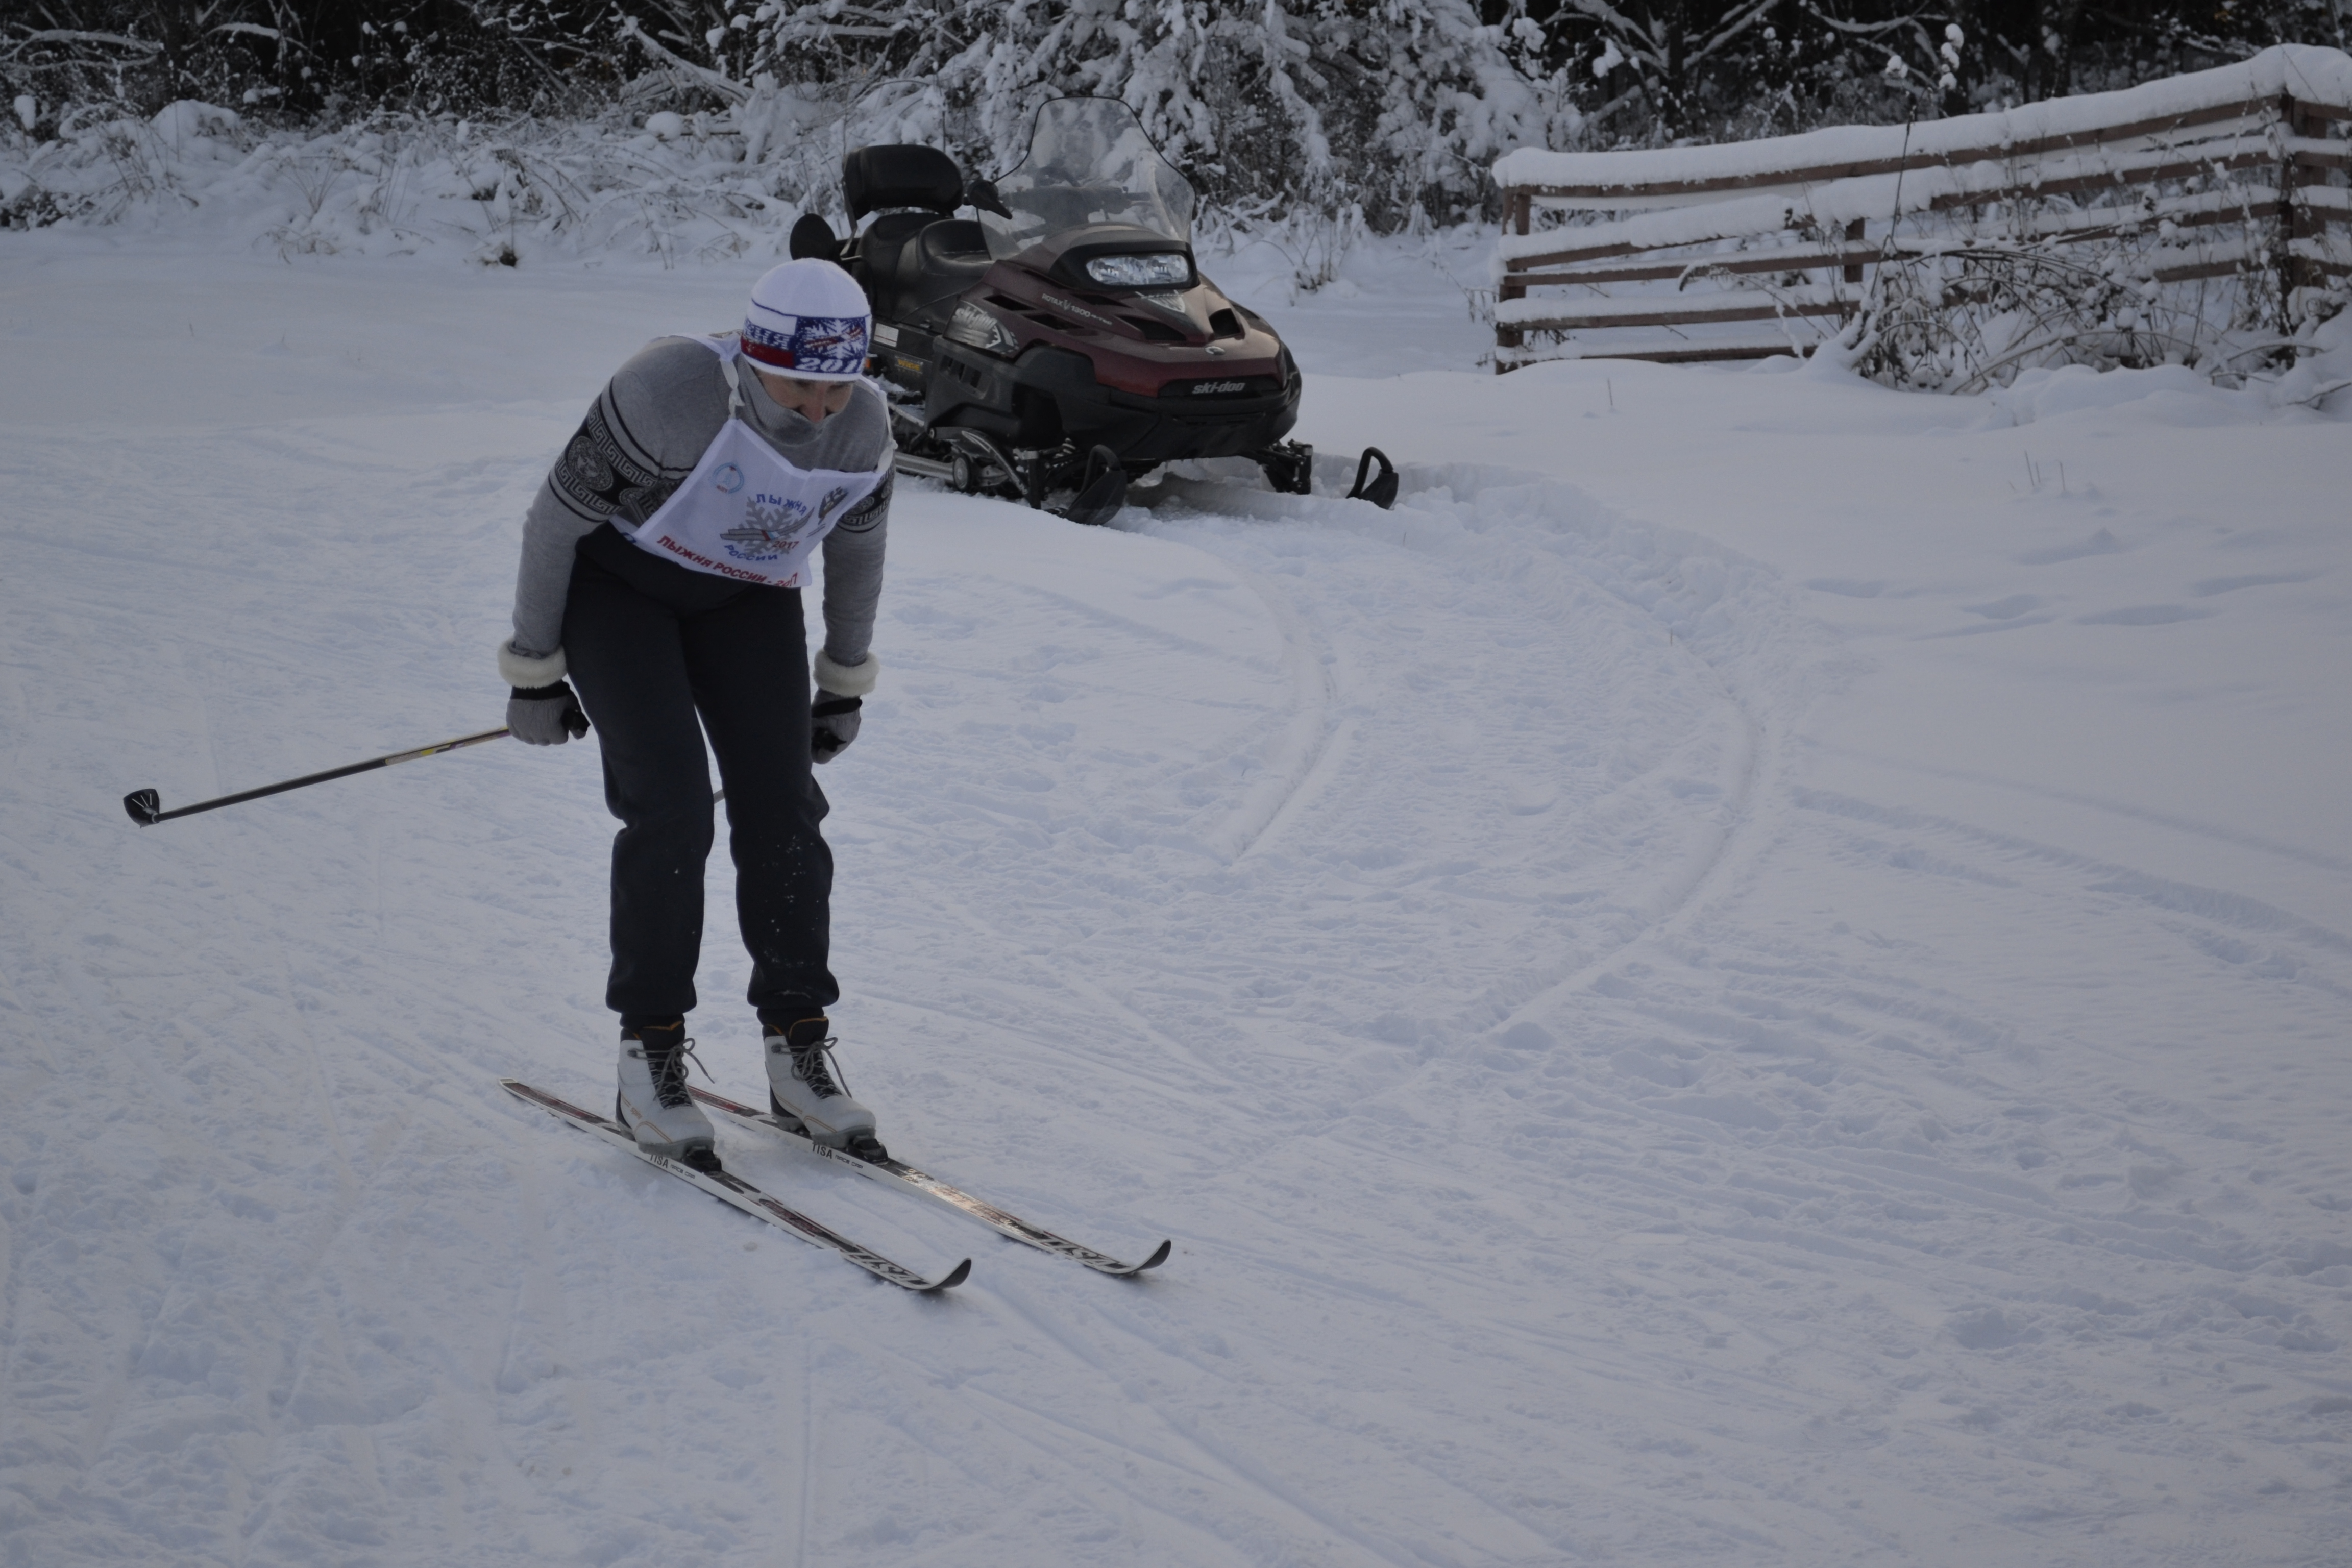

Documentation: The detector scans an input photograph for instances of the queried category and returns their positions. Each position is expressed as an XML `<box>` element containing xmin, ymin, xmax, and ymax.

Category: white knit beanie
<box><xmin>740</xmin><ymin>259</ymin><xmax>872</xmax><ymax>381</ymax></box>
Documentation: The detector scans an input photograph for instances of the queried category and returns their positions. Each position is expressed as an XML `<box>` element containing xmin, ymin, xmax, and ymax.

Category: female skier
<box><xmin>497</xmin><ymin>259</ymin><xmax>892</xmax><ymax>1169</ymax></box>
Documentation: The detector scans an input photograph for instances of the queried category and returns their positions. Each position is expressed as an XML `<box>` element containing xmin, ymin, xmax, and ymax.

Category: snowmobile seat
<box><xmin>853</xmin><ymin>211</ymin><xmax>942</xmax><ymax>303</ymax></box>
<box><xmin>860</xmin><ymin>217</ymin><xmax>995</xmax><ymax>325</ymax></box>
<box><xmin>887</xmin><ymin>219</ymin><xmax>995</xmax><ymax>324</ymax></box>
<box><xmin>841</xmin><ymin>146</ymin><xmax>981</xmax><ymax>322</ymax></box>
<box><xmin>916</xmin><ymin>218</ymin><xmax>989</xmax><ymax>270</ymax></box>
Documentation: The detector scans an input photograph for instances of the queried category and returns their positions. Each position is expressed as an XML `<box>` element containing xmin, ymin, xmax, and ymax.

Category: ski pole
<box><xmin>124</xmin><ymin>727</ymin><xmax>512</xmax><ymax>827</ymax></box>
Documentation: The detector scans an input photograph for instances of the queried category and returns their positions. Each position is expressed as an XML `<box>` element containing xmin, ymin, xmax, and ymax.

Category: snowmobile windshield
<box><xmin>978</xmin><ymin>99</ymin><xmax>1196</xmax><ymax>262</ymax></box>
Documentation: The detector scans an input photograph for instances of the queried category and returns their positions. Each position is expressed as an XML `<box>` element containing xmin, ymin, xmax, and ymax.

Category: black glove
<box><xmin>508</xmin><ymin>681</ymin><xmax>590</xmax><ymax>746</ymax></box>
<box><xmin>811</xmin><ymin>693</ymin><xmax>861</xmax><ymax>764</ymax></box>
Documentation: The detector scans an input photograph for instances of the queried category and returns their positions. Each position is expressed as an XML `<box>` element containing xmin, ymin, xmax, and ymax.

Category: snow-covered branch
<box><xmin>3</xmin><ymin>29</ymin><xmax>166</xmax><ymax>58</ymax></box>
<box><xmin>618</xmin><ymin>14</ymin><xmax>749</xmax><ymax>104</ymax></box>
<box><xmin>1690</xmin><ymin>0</ymin><xmax>1786</xmax><ymax>67</ymax></box>
<box><xmin>1798</xmin><ymin>4</ymin><xmax>1931</xmax><ymax>40</ymax></box>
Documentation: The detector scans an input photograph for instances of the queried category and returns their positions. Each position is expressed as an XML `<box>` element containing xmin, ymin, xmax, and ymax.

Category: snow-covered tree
<box><xmin>634</xmin><ymin>0</ymin><xmax>1573</xmax><ymax>231</ymax></box>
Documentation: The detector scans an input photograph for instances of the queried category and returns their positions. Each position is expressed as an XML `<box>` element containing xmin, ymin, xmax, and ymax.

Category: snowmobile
<box><xmin>789</xmin><ymin>96</ymin><xmax>1397</xmax><ymax>527</ymax></box>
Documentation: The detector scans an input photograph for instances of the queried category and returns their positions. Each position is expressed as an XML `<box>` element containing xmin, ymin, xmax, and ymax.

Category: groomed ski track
<box><xmin>2</xmin><ymin>246</ymin><xmax>2348</xmax><ymax>1567</ymax></box>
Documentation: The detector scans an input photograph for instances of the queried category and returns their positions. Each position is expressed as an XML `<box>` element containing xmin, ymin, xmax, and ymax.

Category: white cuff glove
<box><xmin>813</xmin><ymin>649</ymin><xmax>878</xmax><ymax>697</ymax></box>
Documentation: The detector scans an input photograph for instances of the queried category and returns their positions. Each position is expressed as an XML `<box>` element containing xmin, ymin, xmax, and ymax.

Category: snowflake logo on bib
<box><xmin>721</xmin><ymin>496</ymin><xmax>814</xmax><ymax>560</ymax></box>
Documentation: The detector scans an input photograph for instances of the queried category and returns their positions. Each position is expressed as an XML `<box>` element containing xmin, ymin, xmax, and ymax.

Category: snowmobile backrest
<box><xmin>843</xmin><ymin>145</ymin><xmax>963</xmax><ymax>224</ymax></box>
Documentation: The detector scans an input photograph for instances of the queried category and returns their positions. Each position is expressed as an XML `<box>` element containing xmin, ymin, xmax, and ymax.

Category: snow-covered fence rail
<box><xmin>1490</xmin><ymin>45</ymin><xmax>2352</xmax><ymax>383</ymax></box>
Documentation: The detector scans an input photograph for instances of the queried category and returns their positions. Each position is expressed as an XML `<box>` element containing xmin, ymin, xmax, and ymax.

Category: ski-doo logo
<box><xmin>1191</xmin><ymin>380</ymin><xmax>1248</xmax><ymax>395</ymax></box>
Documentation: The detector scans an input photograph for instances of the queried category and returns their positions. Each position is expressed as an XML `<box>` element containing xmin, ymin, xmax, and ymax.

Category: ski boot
<box><xmin>615</xmin><ymin>1020</ymin><xmax>719</xmax><ymax>1171</ymax></box>
<box><xmin>763</xmin><ymin>1014</ymin><xmax>886</xmax><ymax>1161</ymax></box>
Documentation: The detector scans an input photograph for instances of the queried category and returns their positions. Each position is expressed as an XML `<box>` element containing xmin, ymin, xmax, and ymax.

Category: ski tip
<box><xmin>123</xmin><ymin>788</ymin><xmax>161</xmax><ymax>826</ymax></box>
<box><xmin>1128</xmin><ymin>1239</ymin><xmax>1174</xmax><ymax>1275</ymax></box>
<box><xmin>926</xmin><ymin>1257</ymin><xmax>973</xmax><ymax>1293</ymax></box>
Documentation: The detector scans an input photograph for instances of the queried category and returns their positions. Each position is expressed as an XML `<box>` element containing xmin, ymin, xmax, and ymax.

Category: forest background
<box><xmin>7</xmin><ymin>1</ymin><xmax>2349</xmax><ymax>242</ymax></box>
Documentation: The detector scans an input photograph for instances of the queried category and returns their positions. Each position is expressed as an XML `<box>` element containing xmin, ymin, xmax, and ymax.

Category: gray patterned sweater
<box><xmin>507</xmin><ymin>336</ymin><xmax>892</xmax><ymax>669</ymax></box>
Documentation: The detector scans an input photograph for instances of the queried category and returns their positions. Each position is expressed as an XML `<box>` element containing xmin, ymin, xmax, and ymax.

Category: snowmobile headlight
<box><xmin>945</xmin><ymin>301</ymin><xmax>1020</xmax><ymax>359</ymax></box>
<box><xmin>1084</xmin><ymin>252</ymin><xmax>1189</xmax><ymax>288</ymax></box>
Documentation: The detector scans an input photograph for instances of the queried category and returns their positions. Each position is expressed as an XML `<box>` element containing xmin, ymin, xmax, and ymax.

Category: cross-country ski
<box><xmin>501</xmin><ymin>1079</ymin><xmax>970</xmax><ymax>1293</ymax></box>
<box><xmin>689</xmin><ymin>1084</ymin><xmax>1172</xmax><ymax>1277</ymax></box>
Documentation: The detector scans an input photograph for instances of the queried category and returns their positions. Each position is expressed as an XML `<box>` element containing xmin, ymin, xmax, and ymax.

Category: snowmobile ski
<box><xmin>689</xmin><ymin>1085</ymin><xmax>1171</xmax><ymax>1278</ymax></box>
<box><xmin>499</xmin><ymin>1079</ymin><xmax>970</xmax><ymax>1293</ymax></box>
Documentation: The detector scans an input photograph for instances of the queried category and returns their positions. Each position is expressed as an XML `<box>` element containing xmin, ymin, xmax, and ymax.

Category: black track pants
<box><xmin>561</xmin><ymin>532</ymin><xmax>837</xmax><ymax>1027</ymax></box>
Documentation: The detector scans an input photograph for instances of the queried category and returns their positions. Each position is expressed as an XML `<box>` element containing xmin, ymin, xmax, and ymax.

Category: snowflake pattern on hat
<box><xmin>740</xmin><ymin>314</ymin><xmax>869</xmax><ymax>377</ymax></box>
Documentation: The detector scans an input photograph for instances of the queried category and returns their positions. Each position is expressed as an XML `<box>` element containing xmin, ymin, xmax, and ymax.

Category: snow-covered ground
<box><xmin>3</xmin><ymin>218</ymin><xmax>2348</xmax><ymax>1567</ymax></box>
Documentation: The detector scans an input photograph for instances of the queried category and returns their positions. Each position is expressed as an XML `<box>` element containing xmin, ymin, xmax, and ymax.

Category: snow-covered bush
<box><xmin>1848</xmin><ymin>241</ymin><xmax>2344</xmax><ymax>394</ymax></box>
<box><xmin>0</xmin><ymin>96</ymin><xmax>823</xmax><ymax>266</ymax></box>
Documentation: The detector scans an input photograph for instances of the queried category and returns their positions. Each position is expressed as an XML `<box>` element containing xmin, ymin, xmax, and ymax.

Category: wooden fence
<box><xmin>1492</xmin><ymin>45</ymin><xmax>2352</xmax><ymax>374</ymax></box>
